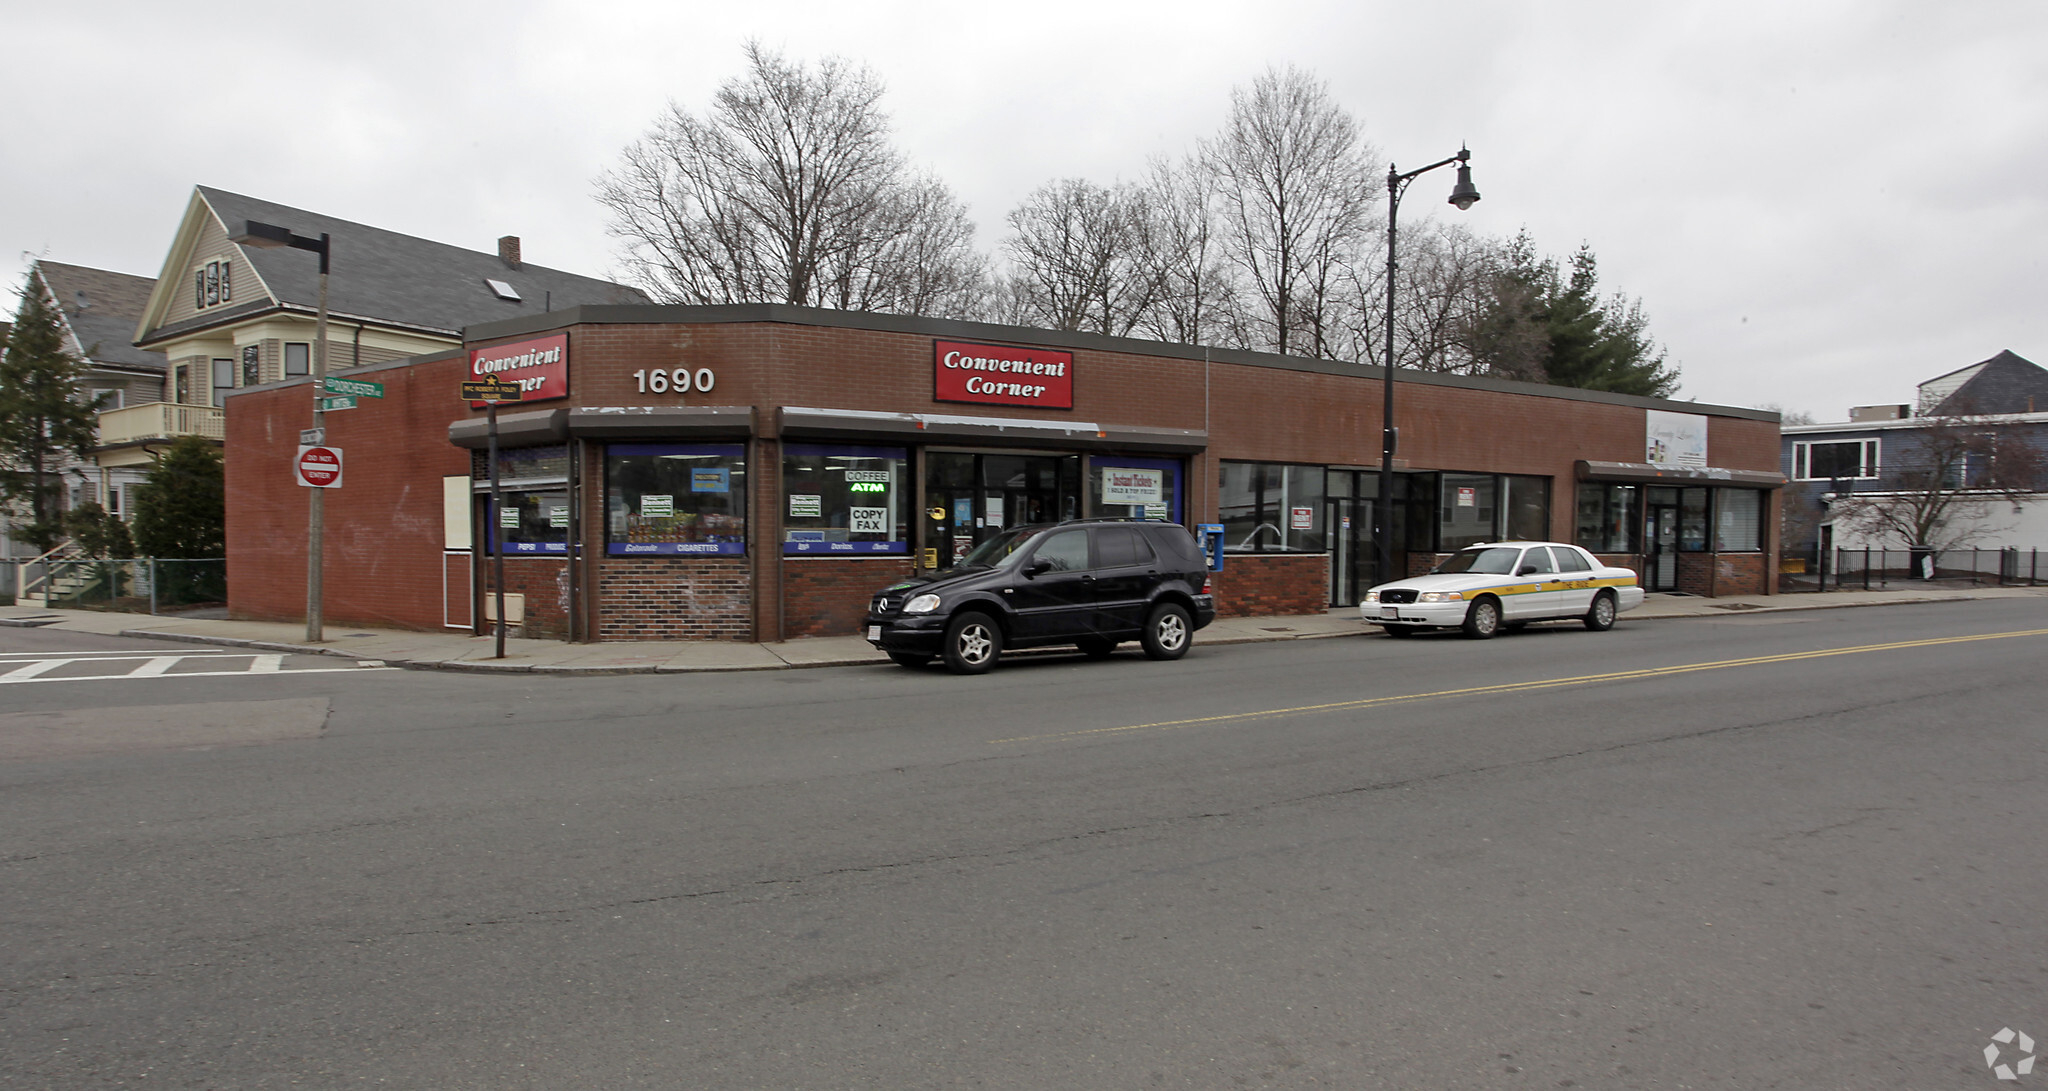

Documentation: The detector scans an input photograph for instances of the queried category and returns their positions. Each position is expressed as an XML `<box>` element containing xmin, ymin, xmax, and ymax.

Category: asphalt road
<box><xmin>3</xmin><ymin>600</ymin><xmax>2045</xmax><ymax>1088</ymax></box>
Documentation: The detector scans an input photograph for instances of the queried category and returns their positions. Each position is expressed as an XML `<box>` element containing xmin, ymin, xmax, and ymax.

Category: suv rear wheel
<box><xmin>1141</xmin><ymin>602</ymin><xmax>1193</xmax><ymax>660</ymax></box>
<box><xmin>942</xmin><ymin>612</ymin><xmax>1002</xmax><ymax>674</ymax></box>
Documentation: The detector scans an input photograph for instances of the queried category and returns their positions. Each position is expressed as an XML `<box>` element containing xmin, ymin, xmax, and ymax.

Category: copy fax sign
<box><xmin>296</xmin><ymin>445</ymin><xmax>342</xmax><ymax>488</ymax></box>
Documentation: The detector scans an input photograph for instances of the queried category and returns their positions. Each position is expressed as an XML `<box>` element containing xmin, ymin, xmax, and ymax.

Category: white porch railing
<box><xmin>97</xmin><ymin>402</ymin><xmax>225</xmax><ymax>445</ymax></box>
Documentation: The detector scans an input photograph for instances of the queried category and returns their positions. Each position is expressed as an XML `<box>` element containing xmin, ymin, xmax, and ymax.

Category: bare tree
<box><xmin>1831</xmin><ymin>409</ymin><xmax>2045</xmax><ymax>558</ymax></box>
<box><xmin>596</xmin><ymin>42</ymin><xmax>985</xmax><ymax>316</ymax></box>
<box><xmin>1204</xmin><ymin>66</ymin><xmax>1381</xmax><ymax>358</ymax></box>
<box><xmin>1327</xmin><ymin>220</ymin><xmax>1496</xmax><ymax>374</ymax></box>
<box><xmin>1135</xmin><ymin>154</ymin><xmax>1236</xmax><ymax>346</ymax></box>
<box><xmin>1001</xmin><ymin>179</ymin><xmax>1160</xmax><ymax>337</ymax></box>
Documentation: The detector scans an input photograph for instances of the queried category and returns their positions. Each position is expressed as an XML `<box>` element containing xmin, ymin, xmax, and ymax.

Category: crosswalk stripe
<box><xmin>2</xmin><ymin>660</ymin><xmax>63</xmax><ymax>680</ymax></box>
<box><xmin>249</xmin><ymin>655</ymin><xmax>283</xmax><ymax>673</ymax></box>
<box><xmin>127</xmin><ymin>657</ymin><xmax>184</xmax><ymax>677</ymax></box>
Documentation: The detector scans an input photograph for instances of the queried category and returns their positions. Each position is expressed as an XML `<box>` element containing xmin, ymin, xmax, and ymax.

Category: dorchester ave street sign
<box><xmin>934</xmin><ymin>340</ymin><xmax>1074</xmax><ymax>410</ymax></box>
<box><xmin>323</xmin><ymin>375</ymin><xmax>384</xmax><ymax>399</ymax></box>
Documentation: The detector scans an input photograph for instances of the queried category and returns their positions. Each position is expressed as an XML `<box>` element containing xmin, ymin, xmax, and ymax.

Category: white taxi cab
<box><xmin>1361</xmin><ymin>541</ymin><xmax>1645</xmax><ymax>639</ymax></box>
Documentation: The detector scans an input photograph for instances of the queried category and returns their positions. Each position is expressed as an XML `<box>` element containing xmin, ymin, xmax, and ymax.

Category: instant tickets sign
<box><xmin>469</xmin><ymin>333</ymin><xmax>569</xmax><ymax>407</ymax></box>
<box><xmin>934</xmin><ymin>340</ymin><xmax>1073</xmax><ymax>409</ymax></box>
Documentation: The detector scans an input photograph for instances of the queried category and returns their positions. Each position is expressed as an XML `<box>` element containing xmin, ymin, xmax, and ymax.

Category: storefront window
<box><xmin>781</xmin><ymin>444</ymin><xmax>908</xmax><ymax>554</ymax></box>
<box><xmin>491</xmin><ymin>490</ymin><xmax>570</xmax><ymax>554</ymax></box>
<box><xmin>1575</xmin><ymin>483</ymin><xmax>1639</xmax><ymax>553</ymax></box>
<box><xmin>1440</xmin><ymin>473</ymin><xmax>1498</xmax><ymax>551</ymax></box>
<box><xmin>1089</xmin><ymin>457</ymin><xmax>1182</xmax><ymax>523</ymax></box>
<box><xmin>1502</xmin><ymin>475</ymin><xmax>1550</xmax><ymax>541</ymax></box>
<box><xmin>1679</xmin><ymin>488</ymin><xmax>1710</xmax><ymax>551</ymax></box>
<box><xmin>1219</xmin><ymin>461</ymin><xmax>1326</xmax><ymax>553</ymax></box>
<box><xmin>1714</xmin><ymin>489</ymin><xmax>1762</xmax><ymax>552</ymax></box>
<box><xmin>606</xmin><ymin>443</ymin><xmax>747</xmax><ymax>555</ymax></box>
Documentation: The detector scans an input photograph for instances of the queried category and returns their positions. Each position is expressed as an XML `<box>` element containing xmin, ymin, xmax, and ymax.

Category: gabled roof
<box><xmin>137</xmin><ymin>186</ymin><xmax>648</xmax><ymax>345</ymax></box>
<box><xmin>34</xmin><ymin>260</ymin><xmax>168</xmax><ymax>372</ymax></box>
<box><xmin>1920</xmin><ymin>350</ymin><xmax>2048</xmax><ymax>416</ymax></box>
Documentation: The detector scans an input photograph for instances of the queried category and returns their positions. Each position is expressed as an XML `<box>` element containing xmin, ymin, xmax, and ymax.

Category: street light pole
<box><xmin>1375</xmin><ymin>148</ymin><xmax>1479</xmax><ymax>588</ymax></box>
<box><xmin>230</xmin><ymin>222</ymin><xmax>332</xmax><ymax>641</ymax></box>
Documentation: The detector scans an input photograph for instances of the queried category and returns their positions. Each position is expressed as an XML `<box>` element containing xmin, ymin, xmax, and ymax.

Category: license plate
<box><xmin>1380</xmin><ymin>607</ymin><xmax>1399</xmax><ymax>619</ymax></box>
<box><xmin>867</xmin><ymin>625</ymin><xmax>882</xmax><ymax>640</ymax></box>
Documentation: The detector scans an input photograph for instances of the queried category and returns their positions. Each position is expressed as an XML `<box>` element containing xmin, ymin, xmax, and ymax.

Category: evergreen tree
<box><xmin>67</xmin><ymin>501</ymin><xmax>132</xmax><ymax>558</ymax></box>
<box><xmin>0</xmin><ymin>273</ymin><xmax>108</xmax><ymax>550</ymax></box>
<box><xmin>132</xmin><ymin>436</ymin><xmax>224</xmax><ymax>558</ymax></box>
<box><xmin>1469</xmin><ymin>237</ymin><xmax>1681</xmax><ymax>398</ymax></box>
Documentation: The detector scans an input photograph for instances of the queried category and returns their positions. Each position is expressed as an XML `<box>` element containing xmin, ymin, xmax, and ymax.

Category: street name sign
<box><xmin>324</xmin><ymin>376</ymin><xmax>384</xmax><ymax>398</ymax></box>
<box><xmin>318</xmin><ymin>395</ymin><xmax>357</xmax><ymax>412</ymax></box>
<box><xmin>461</xmin><ymin>378</ymin><xmax>525</xmax><ymax>402</ymax></box>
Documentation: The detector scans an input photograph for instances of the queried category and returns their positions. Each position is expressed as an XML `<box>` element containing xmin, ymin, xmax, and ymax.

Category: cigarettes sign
<box><xmin>934</xmin><ymin>340</ymin><xmax>1073</xmax><ymax>409</ymax></box>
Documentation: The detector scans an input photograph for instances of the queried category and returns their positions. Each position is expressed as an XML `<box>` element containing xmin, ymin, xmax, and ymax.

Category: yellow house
<box><xmin>126</xmin><ymin>185</ymin><xmax>647</xmax><ymax>456</ymax></box>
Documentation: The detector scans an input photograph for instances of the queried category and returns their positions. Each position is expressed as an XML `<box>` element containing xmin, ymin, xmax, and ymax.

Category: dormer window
<box><xmin>486</xmin><ymin>278</ymin><xmax>522</xmax><ymax>301</ymax></box>
<box><xmin>193</xmin><ymin>259</ymin><xmax>233</xmax><ymax>309</ymax></box>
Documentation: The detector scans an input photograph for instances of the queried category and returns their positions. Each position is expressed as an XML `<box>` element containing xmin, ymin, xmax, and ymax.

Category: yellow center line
<box><xmin>989</xmin><ymin>627</ymin><xmax>2048</xmax><ymax>745</ymax></box>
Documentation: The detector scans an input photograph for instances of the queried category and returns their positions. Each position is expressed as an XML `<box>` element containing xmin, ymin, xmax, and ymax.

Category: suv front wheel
<box><xmin>942</xmin><ymin>612</ymin><xmax>1003</xmax><ymax>674</ymax></box>
<box><xmin>1140</xmin><ymin>602</ymin><xmax>1193</xmax><ymax>661</ymax></box>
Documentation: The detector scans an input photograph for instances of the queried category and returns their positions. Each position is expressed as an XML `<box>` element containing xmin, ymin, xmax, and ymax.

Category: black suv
<box><xmin>863</xmin><ymin>520</ymin><xmax>1218</xmax><ymax>674</ymax></box>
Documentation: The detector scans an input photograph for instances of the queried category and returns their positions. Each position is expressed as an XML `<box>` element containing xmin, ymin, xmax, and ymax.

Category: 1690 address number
<box><xmin>632</xmin><ymin>368</ymin><xmax>717</xmax><ymax>395</ymax></box>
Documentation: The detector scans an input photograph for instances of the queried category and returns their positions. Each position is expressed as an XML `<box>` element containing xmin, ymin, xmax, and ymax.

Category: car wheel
<box><xmin>941</xmin><ymin>612</ymin><xmax>1002</xmax><ymax>674</ymax></box>
<box><xmin>1460</xmin><ymin>597</ymin><xmax>1501</xmax><ymax>640</ymax></box>
<box><xmin>1140</xmin><ymin>602</ymin><xmax>1193</xmax><ymax>660</ymax></box>
<box><xmin>1075</xmin><ymin>637</ymin><xmax>1117</xmax><ymax>659</ymax></box>
<box><xmin>1380</xmin><ymin>624</ymin><xmax>1414</xmax><ymax>638</ymax></box>
<box><xmin>887</xmin><ymin>651</ymin><xmax>932</xmax><ymax>669</ymax></box>
<box><xmin>1583</xmin><ymin>590</ymin><xmax>1618</xmax><ymax>632</ymax></box>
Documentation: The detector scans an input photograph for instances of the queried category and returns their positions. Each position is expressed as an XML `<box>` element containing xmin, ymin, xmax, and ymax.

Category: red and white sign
<box><xmin>469</xmin><ymin>333</ymin><xmax>569</xmax><ymax>407</ymax></box>
<box><xmin>934</xmin><ymin>340</ymin><xmax>1073</xmax><ymax>409</ymax></box>
<box><xmin>296</xmin><ymin>445</ymin><xmax>343</xmax><ymax>489</ymax></box>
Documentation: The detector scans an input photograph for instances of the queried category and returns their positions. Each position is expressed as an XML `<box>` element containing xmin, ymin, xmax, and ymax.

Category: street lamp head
<box><xmin>1447</xmin><ymin>162</ymin><xmax>1481</xmax><ymax>211</ymax></box>
<box><xmin>229</xmin><ymin>221</ymin><xmax>294</xmax><ymax>248</ymax></box>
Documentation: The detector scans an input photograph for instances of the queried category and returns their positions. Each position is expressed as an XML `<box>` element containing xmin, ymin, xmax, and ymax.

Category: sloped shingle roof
<box><xmin>36</xmin><ymin>260</ymin><xmax>167</xmax><ymax>371</ymax></box>
<box><xmin>188</xmin><ymin>186</ymin><xmax>648</xmax><ymax>337</ymax></box>
<box><xmin>1925</xmin><ymin>349</ymin><xmax>2048</xmax><ymax>416</ymax></box>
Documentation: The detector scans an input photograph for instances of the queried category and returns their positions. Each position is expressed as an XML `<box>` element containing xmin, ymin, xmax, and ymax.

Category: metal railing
<box><xmin>15</xmin><ymin>558</ymin><xmax>226</xmax><ymax>613</ymax></box>
<box><xmin>96</xmin><ymin>401</ymin><xmax>226</xmax><ymax>445</ymax></box>
<box><xmin>1779</xmin><ymin>546</ymin><xmax>2044</xmax><ymax>592</ymax></box>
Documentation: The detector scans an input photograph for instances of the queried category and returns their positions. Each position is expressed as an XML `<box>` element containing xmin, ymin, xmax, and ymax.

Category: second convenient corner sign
<box><xmin>469</xmin><ymin>333</ymin><xmax>569</xmax><ymax>407</ymax></box>
<box><xmin>934</xmin><ymin>340</ymin><xmax>1073</xmax><ymax>410</ymax></box>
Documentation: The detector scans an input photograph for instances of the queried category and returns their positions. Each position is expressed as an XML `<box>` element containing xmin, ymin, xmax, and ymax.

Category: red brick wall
<box><xmin>1714</xmin><ymin>552</ymin><xmax>1767</xmax><ymax>595</ymax></box>
<box><xmin>1675</xmin><ymin>552</ymin><xmax>1715</xmax><ymax>597</ymax></box>
<box><xmin>596</xmin><ymin>557</ymin><xmax>750</xmax><ymax>640</ymax></box>
<box><xmin>225</xmin><ymin>352</ymin><xmax>469</xmax><ymax>631</ymax></box>
<box><xmin>1213</xmin><ymin>553</ymin><xmax>1327</xmax><ymax>617</ymax></box>
<box><xmin>483</xmin><ymin>557</ymin><xmax>571</xmax><ymax>640</ymax></box>
<box><xmin>782</xmin><ymin>557</ymin><xmax>913</xmax><ymax>638</ymax></box>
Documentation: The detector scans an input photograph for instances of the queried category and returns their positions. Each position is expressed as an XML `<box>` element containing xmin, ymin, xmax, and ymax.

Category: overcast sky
<box><xmin>6</xmin><ymin>0</ymin><xmax>2042</xmax><ymax>420</ymax></box>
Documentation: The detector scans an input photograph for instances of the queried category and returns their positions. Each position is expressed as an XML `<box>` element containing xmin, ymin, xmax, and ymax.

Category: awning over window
<box><xmin>777</xmin><ymin>406</ymin><xmax>1206</xmax><ymax>453</ymax></box>
<box><xmin>1577</xmin><ymin>460</ymin><xmax>1785</xmax><ymax>488</ymax></box>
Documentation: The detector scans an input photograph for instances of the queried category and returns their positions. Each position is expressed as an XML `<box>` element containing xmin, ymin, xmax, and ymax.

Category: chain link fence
<box><xmin>1779</xmin><ymin>546</ymin><xmax>2044</xmax><ymax>592</ymax></box>
<box><xmin>15</xmin><ymin>559</ymin><xmax>227</xmax><ymax>614</ymax></box>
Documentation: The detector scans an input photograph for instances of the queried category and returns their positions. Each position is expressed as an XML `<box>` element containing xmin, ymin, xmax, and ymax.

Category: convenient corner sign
<box><xmin>460</xmin><ymin>378</ymin><xmax>524</xmax><ymax>403</ymax></box>
<box><xmin>469</xmin><ymin>333</ymin><xmax>569</xmax><ymax>408</ymax></box>
<box><xmin>296</xmin><ymin>445</ymin><xmax>343</xmax><ymax>489</ymax></box>
<box><xmin>323</xmin><ymin>375</ymin><xmax>384</xmax><ymax>399</ymax></box>
<box><xmin>934</xmin><ymin>340</ymin><xmax>1073</xmax><ymax>410</ymax></box>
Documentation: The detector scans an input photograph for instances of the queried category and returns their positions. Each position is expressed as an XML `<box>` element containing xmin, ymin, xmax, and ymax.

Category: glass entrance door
<box><xmin>1645</xmin><ymin>501</ymin><xmax>1680</xmax><ymax>591</ymax></box>
<box><xmin>924</xmin><ymin>451</ymin><xmax>1080</xmax><ymax>569</ymax></box>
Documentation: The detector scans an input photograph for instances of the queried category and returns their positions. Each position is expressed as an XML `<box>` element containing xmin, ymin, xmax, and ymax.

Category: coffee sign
<box><xmin>934</xmin><ymin>340</ymin><xmax>1073</xmax><ymax>409</ymax></box>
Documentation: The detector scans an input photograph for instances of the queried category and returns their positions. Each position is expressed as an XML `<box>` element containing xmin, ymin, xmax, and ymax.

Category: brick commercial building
<box><xmin>225</xmin><ymin>305</ymin><xmax>1784</xmax><ymax>641</ymax></box>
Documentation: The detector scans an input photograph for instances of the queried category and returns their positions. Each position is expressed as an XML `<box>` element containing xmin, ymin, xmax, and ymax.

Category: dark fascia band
<box><xmin>778</xmin><ymin>407</ymin><xmax>1206</xmax><ymax>453</ymax></box>
<box><xmin>1577</xmin><ymin>460</ymin><xmax>1787</xmax><ymax>488</ymax></box>
<box><xmin>447</xmin><ymin>408</ymin><xmax>567</xmax><ymax>449</ymax></box>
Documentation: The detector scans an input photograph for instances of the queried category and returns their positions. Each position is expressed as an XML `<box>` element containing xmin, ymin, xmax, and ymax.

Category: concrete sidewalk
<box><xmin>3</xmin><ymin>584</ymin><xmax>2042</xmax><ymax>674</ymax></box>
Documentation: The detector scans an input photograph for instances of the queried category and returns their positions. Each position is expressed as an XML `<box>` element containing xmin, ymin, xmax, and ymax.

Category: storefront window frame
<box><xmin>780</xmin><ymin>443</ymin><xmax>911</xmax><ymax>555</ymax></box>
<box><xmin>1219</xmin><ymin>461</ymin><xmax>1327</xmax><ymax>554</ymax></box>
<box><xmin>1088</xmin><ymin>456</ymin><xmax>1183</xmax><ymax>524</ymax></box>
<box><xmin>1575</xmin><ymin>482</ymin><xmax>1640</xmax><ymax>554</ymax></box>
<box><xmin>474</xmin><ymin>444</ymin><xmax>572</xmax><ymax>556</ymax></box>
<box><xmin>605</xmin><ymin>442</ymin><xmax>749</xmax><ymax>556</ymax></box>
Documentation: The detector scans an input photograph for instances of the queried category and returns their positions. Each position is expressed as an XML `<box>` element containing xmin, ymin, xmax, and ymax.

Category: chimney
<box><xmin>498</xmin><ymin>235</ymin><xmax>522</xmax><ymax>269</ymax></box>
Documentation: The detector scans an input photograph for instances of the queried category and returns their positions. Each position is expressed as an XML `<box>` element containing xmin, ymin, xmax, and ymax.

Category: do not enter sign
<box><xmin>296</xmin><ymin>445</ymin><xmax>343</xmax><ymax>488</ymax></box>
